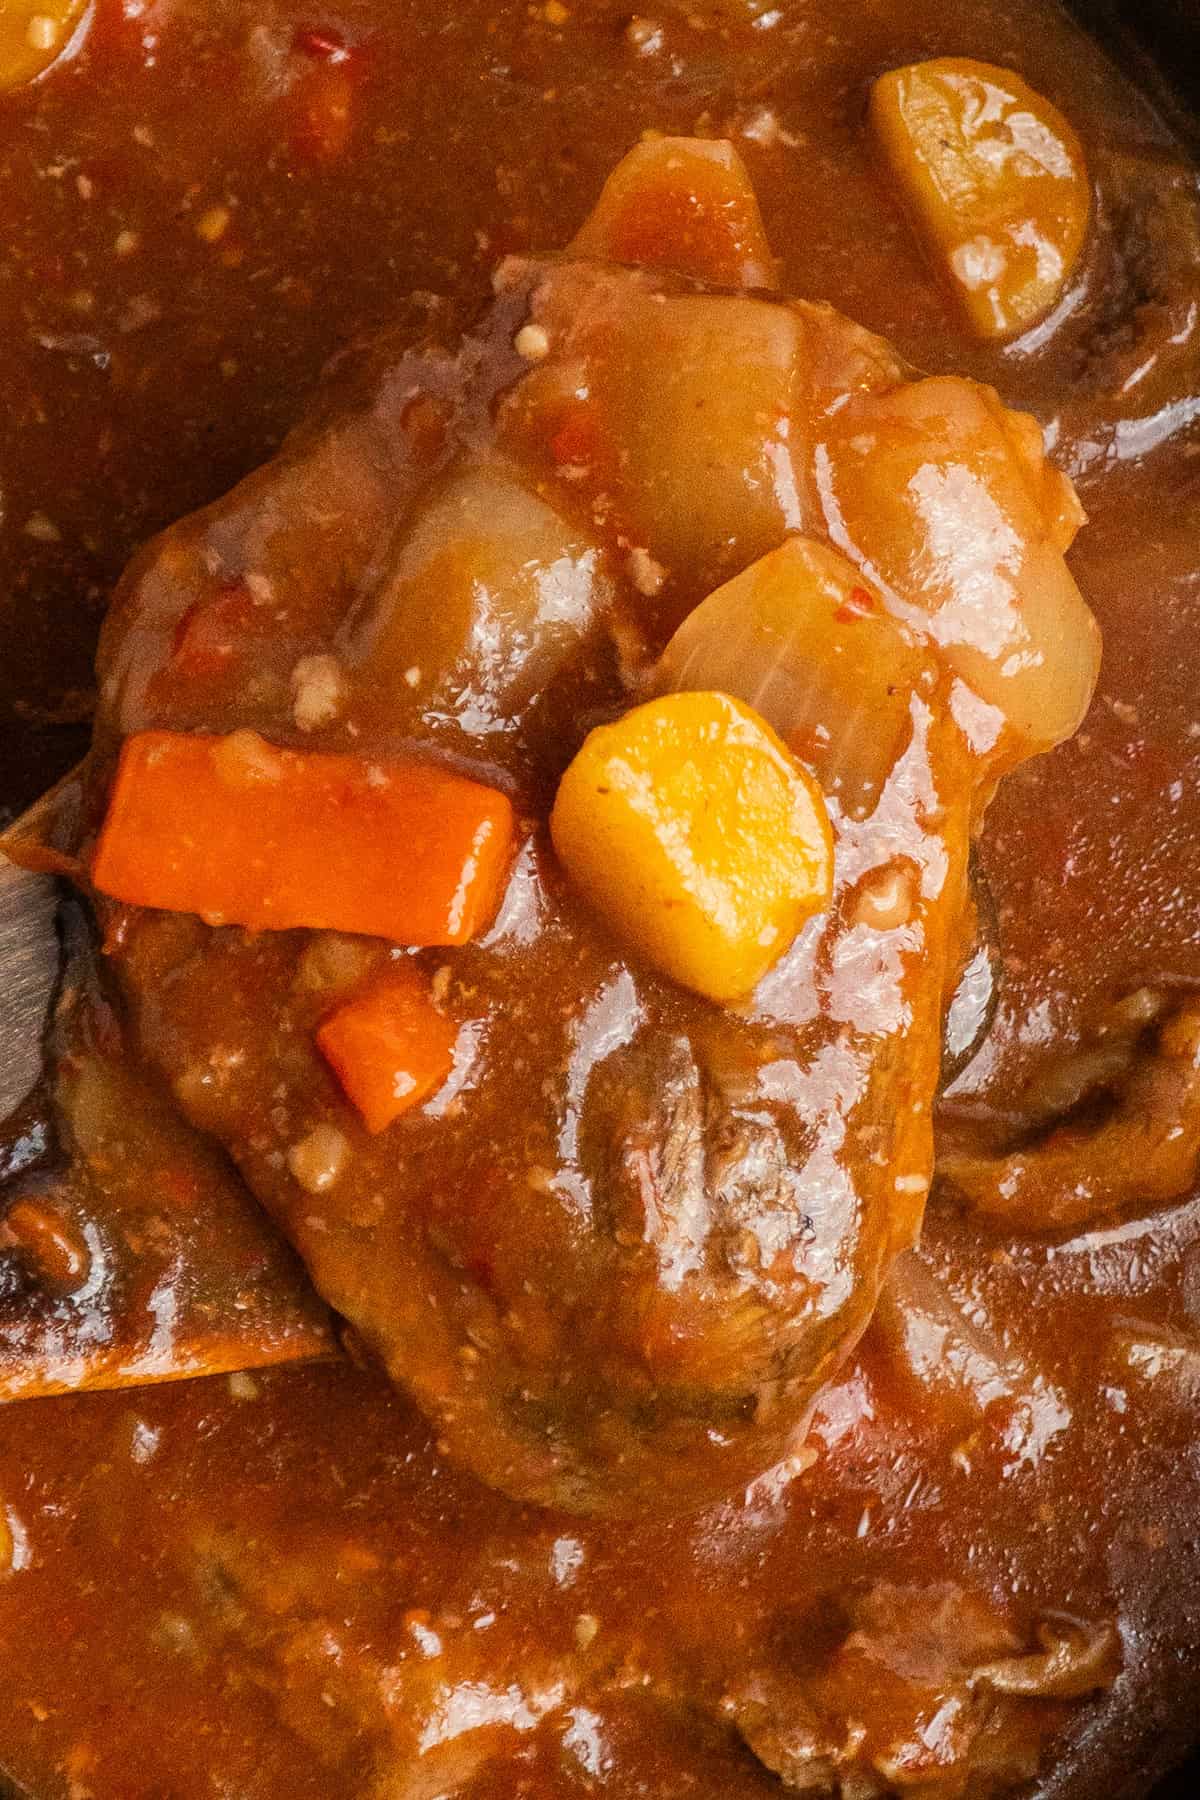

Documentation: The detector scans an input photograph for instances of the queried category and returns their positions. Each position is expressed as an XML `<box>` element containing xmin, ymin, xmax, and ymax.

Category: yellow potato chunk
<box><xmin>1</xmin><ymin>0</ymin><xmax>87</xmax><ymax>91</ymax></box>
<box><xmin>870</xmin><ymin>58</ymin><xmax>1090</xmax><ymax>339</ymax></box>
<box><xmin>550</xmin><ymin>692</ymin><xmax>832</xmax><ymax>1002</ymax></box>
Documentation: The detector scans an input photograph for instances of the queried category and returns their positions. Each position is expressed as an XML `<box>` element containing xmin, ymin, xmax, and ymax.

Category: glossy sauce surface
<box><xmin>2</xmin><ymin>1</ymin><xmax>1200</xmax><ymax>1795</ymax></box>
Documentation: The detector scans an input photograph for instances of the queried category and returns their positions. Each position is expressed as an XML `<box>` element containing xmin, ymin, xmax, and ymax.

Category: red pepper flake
<box><xmin>292</xmin><ymin>64</ymin><xmax>356</xmax><ymax>162</ymax></box>
<box><xmin>550</xmin><ymin>409</ymin><xmax>597</xmax><ymax>468</ymax></box>
<box><xmin>788</xmin><ymin>724</ymin><xmax>827</xmax><ymax>766</ymax></box>
<box><xmin>293</xmin><ymin>25</ymin><xmax>350</xmax><ymax>62</ymax></box>
<box><xmin>157</xmin><ymin>1166</ymin><xmax>205</xmax><ymax>1210</ymax></box>
<box><xmin>835</xmin><ymin>585</ymin><xmax>876</xmax><ymax>623</ymax></box>
<box><xmin>399</xmin><ymin>392</ymin><xmax>447</xmax><ymax>461</ymax></box>
<box><xmin>4</xmin><ymin>1198</ymin><xmax>92</xmax><ymax>1293</ymax></box>
<box><xmin>168</xmin><ymin>584</ymin><xmax>259</xmax><ymax>678</ymax></box>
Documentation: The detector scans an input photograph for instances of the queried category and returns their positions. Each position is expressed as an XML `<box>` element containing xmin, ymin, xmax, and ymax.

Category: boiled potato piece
<box><xmin>822</xmin><ymin>375</ymin><xmax>1101</xmax><ymax>765</ymax></box>
<box><xmin>550</xmin><ymin>691</ymin><xmax>832</xmax><ymax>1002</ymax></box>
<box><xmin>871</xmin><ymin>58</ymin><xmax>1090</xmax><ymax>339</ymax></box>
<box><xmin>597</xmin><ymin>290</ymin><xmax>803</xmax><ymax>583</ymax></box>
<box><xmin>658</xmin><ymin>537</ymin><xmax>935</xmax><ymax>817</ymax></box>
<box><xmin>1</xmin><ymin>0</ymin><xmax>87</xmax><ymax>90</ymax></box>
<box><xmin>352</xmin><ymin>459</ymin><xmax>611</xmax><ymax>746</ymax></box>
<box><xmin>505</xmin><ymin>264</ymin><xmax>805</xmax><ymax>592</ymax></box>
<box><xmin>571</xmin><ymin>136</ymin><xmax>779</xmax><ymax>288</ymax></box>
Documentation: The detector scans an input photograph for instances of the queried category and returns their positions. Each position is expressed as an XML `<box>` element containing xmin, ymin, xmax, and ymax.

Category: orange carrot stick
<box><xmin>92</xmin><ymin>730</ymin><xmax>514</xmax><ymax>944</ymax></box>
<box><xmin>317</xmin><ymin>965</ymin><xmax>458</xmax><ymax>1133</ymax></box>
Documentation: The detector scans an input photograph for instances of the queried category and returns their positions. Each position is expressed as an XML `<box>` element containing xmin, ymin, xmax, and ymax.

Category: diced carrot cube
<box><xmin>317</xmin><ymin>965</ymin><xmax>457</xmax><ymax>1133</ymax></box>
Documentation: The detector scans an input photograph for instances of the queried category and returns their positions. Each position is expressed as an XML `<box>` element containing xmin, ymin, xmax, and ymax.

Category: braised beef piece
<box><xmin>76</xmin><ymin>146</ymin><xmax>1098</xmax><ymax>1515</ymax></box>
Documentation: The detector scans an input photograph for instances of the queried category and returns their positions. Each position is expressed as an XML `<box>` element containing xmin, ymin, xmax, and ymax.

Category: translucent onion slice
<box><xmin>656</xmin><ymin>535</ymin><xmax>935</xmax><ymax>816</ymax></box>
<box><xmin>874</xmin><ymin>1250</ymin><xmax>1014</xmax><ymax>1424</ymax></box>
<box><xmin>874</xmin><ymin>1250</ymin><xmax>1073</xmax><ymax>1474</ymax></box>
<box><xmin>819</xmin><ymin>374</ymin><xmax>1101</xmax><ymax>767</ymax></box>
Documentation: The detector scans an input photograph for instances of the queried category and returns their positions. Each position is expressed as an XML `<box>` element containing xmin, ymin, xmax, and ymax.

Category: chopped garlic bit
<box><xmin>196</xmin><ymin>204</ymin><xmax>232</xmax><ymax>245</ymax></box>
<box><xmin>514</xmin><ymin>322</ymin><xmax>551</xmax><ymax>362</ymax></box>
<box><xmin>244</xmin><ymin>570</ymin><xmax>274</xmax><ymax>602</ymax></box>
<box><xmin>738</xmin><ymin>105</ymin><xmax>804</xmax><ymax>149</ymax></box>
<box><xmin>214</xmin><ymin>728</ymin><xmax>285</xmax><ymax>787</ymax></box>
<box><xmin>625</xmin><ymin>16</ymin><xmax>664</xmax><ymax>54</ymax></box>
<box><xmin>287</xmin><ymin>1123</ymin><xmax>350</xmax><ymax>1194</ymax></box>
<box><xmin>626</xmin><ymin>545</ymin><xmax>665</xmax><ymax>597</ymax></box>
<box><xmin>851</xmin><ymin>863</ymin><xmax>917</xmax><ymax>932</ymax></box>
<box><xmin>291</xmin><ymin>652</ymin><xmax>348</xmax><ymax>731</ymax></box>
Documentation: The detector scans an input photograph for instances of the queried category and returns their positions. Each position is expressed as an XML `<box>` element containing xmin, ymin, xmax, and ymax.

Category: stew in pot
<box><xmin>1</xmin><ymin>0</ymin><xmax>1199</xmax><ymax>1795</ymax></box>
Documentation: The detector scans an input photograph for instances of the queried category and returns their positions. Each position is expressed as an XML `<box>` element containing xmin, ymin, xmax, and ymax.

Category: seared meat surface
<box><xmin>81</xmin><ymin>145</ymin><xmax>1098</xmax><ymax>1512</ymax></box>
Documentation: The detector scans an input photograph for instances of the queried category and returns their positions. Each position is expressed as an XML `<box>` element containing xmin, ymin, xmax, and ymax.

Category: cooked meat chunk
<box><xmin>77</xmin><ymin>142</ymin><xmax>1099</xmax><ymax>1514</ymax></box>
<box><xmin>724</xmin><ymin>1583</ymin><xmax>1118</xmax><ymax>1797</ymax></box>
<box><xmin>939</xmin><ymin>1002</ymin><xmax>1200</xmax><ymax>1234</ymax></box>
